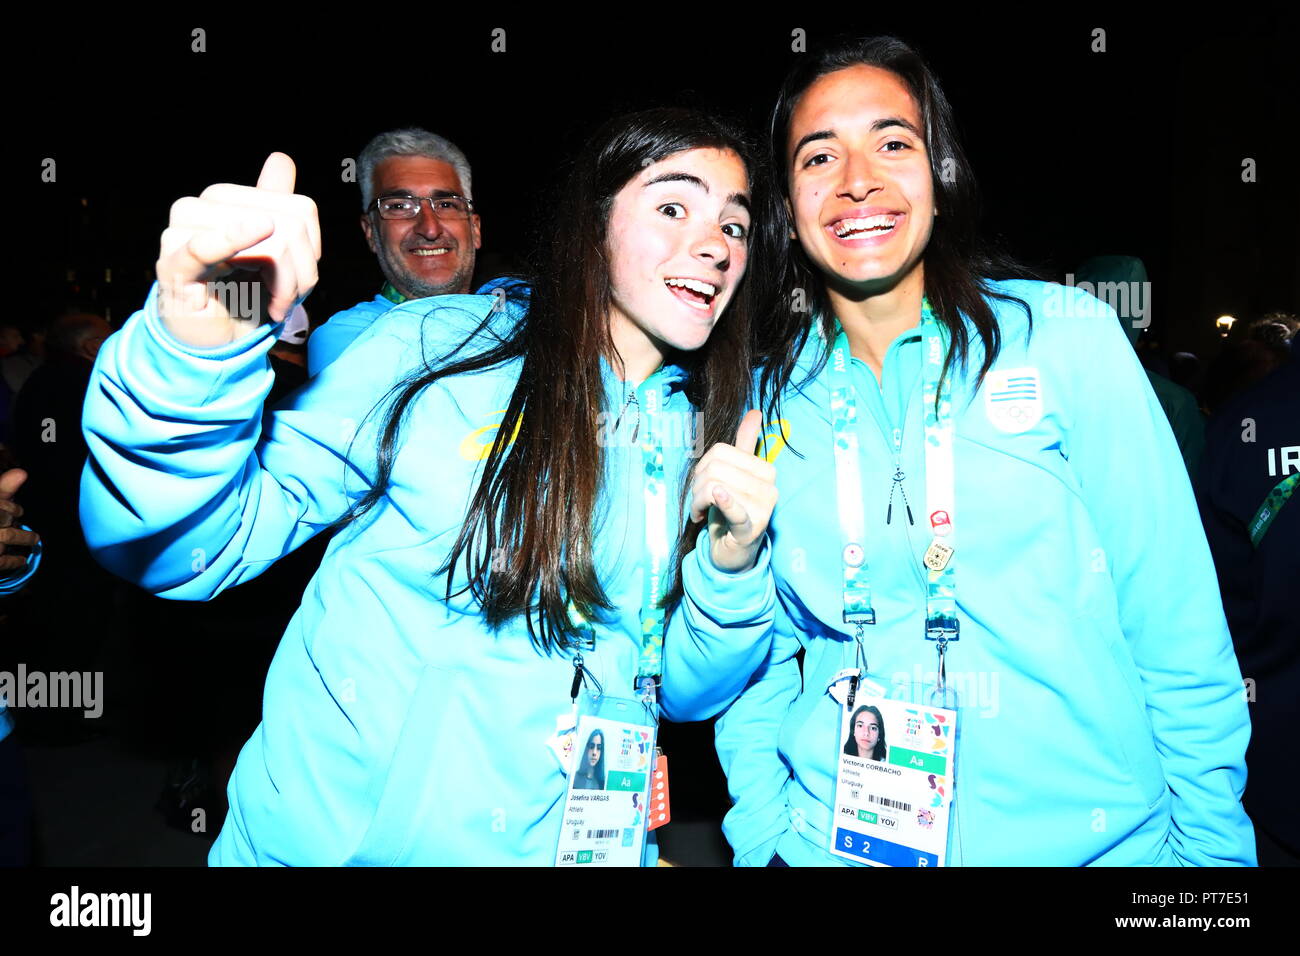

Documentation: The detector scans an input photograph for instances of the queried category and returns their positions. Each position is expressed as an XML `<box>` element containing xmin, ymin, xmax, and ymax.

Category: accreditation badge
<box><xmin>554</xmin><ymin>696</ymin><xmax>657</xmax><ymax>867</ymax></box>
<box><xmin>829</xmin><ymin>692</ymin><xmax>957</xmax><ymax>867</ymax></box>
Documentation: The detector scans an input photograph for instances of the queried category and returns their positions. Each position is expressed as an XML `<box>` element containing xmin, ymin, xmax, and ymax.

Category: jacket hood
<box><xmin>1074</xmin><ymin>255</ymin><xmax>1149</xmax><ymax>347</ymax></box>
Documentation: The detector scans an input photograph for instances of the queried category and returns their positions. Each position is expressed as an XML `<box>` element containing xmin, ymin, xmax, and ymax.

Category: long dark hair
<box><xmin>346</xmin><ymin>108</ymin><xmax>772</xmax><ymax>652</ymax></box>
<box><xmin>844</xmin><ymin>704</ymin><xmax>888</xmax><ymax>761</ymax></box>
<box><xmin>576</xmin><ymin>729</ymin><xmax>606</xmax><ymax>787</ymax></box>
<box><xmin>757</xmin><ymin>35</ymin><xmax>1036</xmax><ymax>417</ymax></box>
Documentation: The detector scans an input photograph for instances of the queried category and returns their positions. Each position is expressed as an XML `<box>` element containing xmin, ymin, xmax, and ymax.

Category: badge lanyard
<box><xmin>1249</xmin><ymin>472</ymin><xmax>1297</xmax><ymax>548</ymax></box>
<box><xmin>566</xmin><ymin>368</ymin><xmax>674</xmax><ymax>707</ymax></box>
<box><xmin>553</xmin><ymin>371</ymin><xmax>673</xmax><ymax>867</ymax></box>
<box><xmin>827</xmin><ymin>297</ymin><xmax>959</xmax><ymax>704</ymax></box>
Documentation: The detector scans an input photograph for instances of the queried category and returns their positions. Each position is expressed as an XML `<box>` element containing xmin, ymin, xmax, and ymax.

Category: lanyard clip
<box><xmin>635</xmin><ymin>674</ymin><xmax>660</xmax><ymax>703</ymax></box>
<box><xmin>570</xmin><ymin>656</ymin><xmax>585</xmax><ymax>702</ymax></box>
<box><xmin>924</xmin><ymin>618</ymin><xmax>960</xmax><ymax>644</ymax></box>
<box><xmin>925</xmin><ymin>618</ymin><xmax>960</xmax><ymax>709</ymax></box>
<box><xmin>851</xmin><ymin>622</ymin><xmax>868</xmax><ymax>677</ymax></box>
<box><xmin>570</xmin><ymin>652</ymin><xmax>603</xmax><ymax>702</ymax></box>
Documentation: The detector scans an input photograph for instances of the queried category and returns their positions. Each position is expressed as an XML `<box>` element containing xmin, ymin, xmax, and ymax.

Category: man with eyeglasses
<box><xmin>308</xmin><ymin>128</ymin><xmax>494</xmax><ymax>377</ymax></box>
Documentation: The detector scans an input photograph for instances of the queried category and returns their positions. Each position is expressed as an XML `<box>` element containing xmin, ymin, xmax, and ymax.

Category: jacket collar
<box><xmin>598</xmin><ymin>354</ymin><xmax>689</xmax><ymax>404</ymax></box>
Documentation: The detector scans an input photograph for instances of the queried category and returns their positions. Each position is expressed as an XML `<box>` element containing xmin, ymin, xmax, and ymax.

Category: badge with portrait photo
<box><xmin>554</xmin><ymin>696</ymin><xmax>657</xmax><ymax>867</ymax></box>
<box><xmin>828</xmin><ymin>693</ymin><xmax>957</xmax><ymax>867</ymax></box>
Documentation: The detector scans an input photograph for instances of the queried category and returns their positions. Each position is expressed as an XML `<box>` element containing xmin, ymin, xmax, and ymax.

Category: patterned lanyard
<box><xmin>568</xmin><ymin>368</ymin><xmax>673</xmax><ymax>702</ymax></box>
<box><xmin>1249</xmin><ymin>472</ymin><xmax>1298</xmax><ymax>548</ymax></box>
<box><xmin>827</xmin><ymin>298</ymin><xmax>960</xmax><ymax>694</ymax></box>
<box><xmin>379</xmin><ymin>281</ymin><xmax>408</xmax><ymax>305</ymax></box>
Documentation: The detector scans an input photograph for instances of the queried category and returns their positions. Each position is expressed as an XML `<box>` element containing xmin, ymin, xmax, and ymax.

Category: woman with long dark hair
<box><xmin>573</xmin><ymin>729</ymin><xmax>607</xmax><ymax>790</ymax></box>
<box><xmin>842</xmin><ymin>705</ymin><xmax>886</xmax><ymax>761</ymax></box>
<box><xmin>714</xmin><ymin>36</ymin><xmax>1254</xmax><ymax>866</ymax></box>
<box><xmin>79</xmin><ymin>108</ymin><xmax>780</xmax><ymax>865</ymax></box>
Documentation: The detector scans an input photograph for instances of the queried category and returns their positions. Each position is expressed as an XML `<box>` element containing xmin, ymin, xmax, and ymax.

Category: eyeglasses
<box><xmin>373</xmin><ymin>193</ymin><xmax>475</xmax><ymax>221</ymax></box>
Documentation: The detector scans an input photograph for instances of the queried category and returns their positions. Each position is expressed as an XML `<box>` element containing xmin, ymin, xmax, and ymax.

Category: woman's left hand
<box><xmin>689</xmin><ymin>409</ymin><xmax>778</xmax><ymax>573</ymax></box>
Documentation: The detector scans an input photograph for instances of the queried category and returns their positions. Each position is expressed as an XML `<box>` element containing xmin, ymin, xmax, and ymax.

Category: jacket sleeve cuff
<box><xmin>680</xmin><ymin>526</ymin><xmax>775</xmax><ymax>626</ymax></box>
<box><xmin>0</xmin><ymin>527</ymin><xmax>42</xmax><ymax>596</ymax></box>
<box><xmin>122</xmin><ymin>283</ymin><xmax>280</xmax><ymax>414</ymax></box>
<box><xmin>142</xmin><ymin>283</ymin><xmax>284</xmax><ymax>362</ymax></box>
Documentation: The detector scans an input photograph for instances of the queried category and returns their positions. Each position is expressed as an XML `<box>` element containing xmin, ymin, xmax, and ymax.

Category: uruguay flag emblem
<box><xmin>984</xmin><ymin>367</ymin><xmax>1043</xmax><ymax>433</ymax></box>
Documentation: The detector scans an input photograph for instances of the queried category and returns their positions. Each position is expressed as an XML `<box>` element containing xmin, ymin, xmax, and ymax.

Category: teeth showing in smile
<box><xmin>411</xmin><ymin>248</ymin><xmax>450</xmax><ymax>256</ymax></box>
<box><xmin>664</xmin><ymin>277</ymin><xmax>718</xmax><ymax>301</ymax></box>
<box><xmin>834</xmin><ymin>215</ymin><xmax>897</xmax><ymax>239</ymax></box>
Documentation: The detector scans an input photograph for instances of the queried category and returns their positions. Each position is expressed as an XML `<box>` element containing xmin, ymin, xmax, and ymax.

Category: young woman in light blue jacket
<box><xmin>717</xmin><ymin>36</ymin><xmax>1255</xmax><ymax>866</ymax></box>
<box><xmin>80</xmin><ymin>109</ymin><xmax>779</xmax><ymax>865</ymax></box>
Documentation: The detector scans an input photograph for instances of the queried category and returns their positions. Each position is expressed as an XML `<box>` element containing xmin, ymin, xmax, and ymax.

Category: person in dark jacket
<box><xmin>1198</xmin><ymin>348</ymin><xmax>1299</xmax><ymax>866</ymax></box>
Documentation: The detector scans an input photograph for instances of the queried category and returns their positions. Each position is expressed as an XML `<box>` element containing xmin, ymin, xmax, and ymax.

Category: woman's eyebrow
<box><xmin>792</xmin><ymin>128</ymin><xmax>836</xmax><ymax>158</ymax></box>
<box><xmin>793</xmin><ymin>117</ymin><xmax>922</xmax><ymax>159</ymax></box>
<box><xmin>644</xmin><ymin>171</ymin><xmax>750</xmax><ymax>212</ymax></box>
<box><xmin>872</xmin><ymin>116</ymin><xmax>922</xmax><ymax>135</ymax></box>
<box><xmin>643</xmin><ymin>171</ymin><xmax>708</xmax><ymax>191</ymax></box>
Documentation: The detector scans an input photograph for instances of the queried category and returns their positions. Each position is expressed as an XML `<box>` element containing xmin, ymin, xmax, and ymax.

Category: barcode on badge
<box><xmin>586</xmin><ymin>828</ymin><xmax>620</xmax><ymax>839</ymax></box>
<box><xmin>867</xmin><ymin>795</ymin><xmax>911</xmax><ymax>812</ymax></box>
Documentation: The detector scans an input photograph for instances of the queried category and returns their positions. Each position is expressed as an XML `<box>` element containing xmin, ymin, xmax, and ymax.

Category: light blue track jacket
<box><xmin>80</xmin><ymin>286</ymin><xmax>774</xmax><ymax>865</ymax></box>
<box><xmin>308</xmin><ymin>279</ymin><xmax>530</xmax><ymax>377</ymax></box>
<box><xmin>716</xmin><ymin>279</ymin><xmax>1254</xmax><ymax>867</ymax></box>
<box><xmin>306</xmin><ymin>293</ymin><xmax>390</xmax><ymax>377</ymax></box>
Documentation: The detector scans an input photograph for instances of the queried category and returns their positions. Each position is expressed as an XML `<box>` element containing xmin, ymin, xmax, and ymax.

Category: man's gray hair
<box><xmin>358</xmin><ymin>128</ymin><xmax>473</xmax><ymax>210</ymax></box>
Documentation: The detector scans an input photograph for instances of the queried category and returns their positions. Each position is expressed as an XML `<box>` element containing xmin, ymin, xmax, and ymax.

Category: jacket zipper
<box><xmin>874</xmin><ymin>383</ymin><xmax>928</xmax><ymax>594</ymax></box>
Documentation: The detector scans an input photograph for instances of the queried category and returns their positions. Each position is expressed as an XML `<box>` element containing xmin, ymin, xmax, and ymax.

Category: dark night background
<box><xmin>25</xmin><ymin>9</ymin><xmax>1298</xmax><ymax>359</ymax></box>
<box><xmin>8</xmin><ymin>8</ymin><xmax>1298</xmax><ymax>864</ymax></box>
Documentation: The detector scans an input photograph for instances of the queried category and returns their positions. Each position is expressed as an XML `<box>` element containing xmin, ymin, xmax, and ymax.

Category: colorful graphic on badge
<box><xmin>902</xmin><ymin>707</ymin><xmax>951</xmax><ymax>758</ymax></box>
<box><xmin>927</xmin><ymin>773</ymin><xmax>947</xmax><ymax>808</ymax></box>
<box><xmin>620</xmin><ymin>727</ymin><xmax>652</xmax><ymax>769</ymax></box>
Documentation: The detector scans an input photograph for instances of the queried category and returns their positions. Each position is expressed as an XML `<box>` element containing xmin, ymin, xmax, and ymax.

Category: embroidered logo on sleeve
<box><xmin>983</xmin><ymin>368</ymin><xmax>1043</xmax><ymax>433</ymax></box>
<box><xmin>759</xmin><ymin>417</ymin><xmax>791</xmax><ymax>463</ymax></box>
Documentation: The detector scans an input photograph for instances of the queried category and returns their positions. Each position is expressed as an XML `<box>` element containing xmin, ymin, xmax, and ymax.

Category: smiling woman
<box><xmin>78</xmin><ymin>108</ymin><xmax>783</xmax><ymax>865</ymax></box>
<box><xmin>606</xmin><ymin>153</ymin><xmax>753</xmax><ymax>377</ymax></box>
<box><xmin>714</xmin><ymin>35</ymin><xmax>1256</xmax><ymax>868</ymax></box>
<box><xmin>349</xmin><ymin>110</ymin><xmax>778</xmax><ymax>645</ymax></box>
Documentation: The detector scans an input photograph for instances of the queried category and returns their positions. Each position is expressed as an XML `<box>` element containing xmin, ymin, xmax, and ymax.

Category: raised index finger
<box><xmin>256</xmin><ymin>152</ymin><xmax>297</xmax><ymax>194</ymax></box>
<box><xmin>733</xmin><ymin>409</ymin><xmax>763</xmax><ymax>457</ymax></box>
